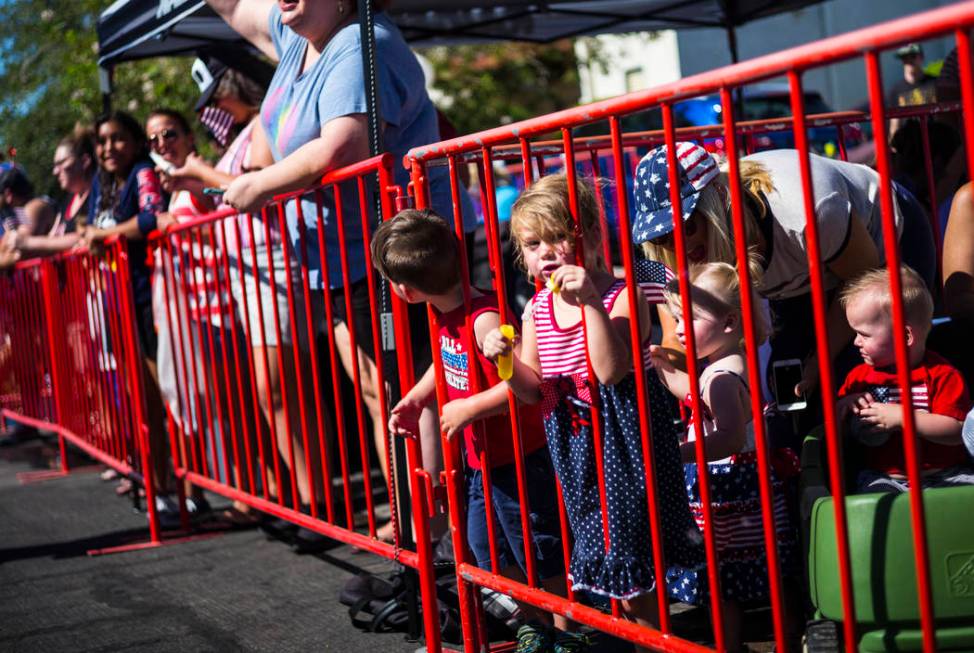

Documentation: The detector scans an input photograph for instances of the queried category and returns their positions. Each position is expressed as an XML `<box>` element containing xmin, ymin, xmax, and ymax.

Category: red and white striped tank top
<box><xmin>531</xmin><ymin>278</ymin><xmax>655</xmax><ymax>380</ymax></box>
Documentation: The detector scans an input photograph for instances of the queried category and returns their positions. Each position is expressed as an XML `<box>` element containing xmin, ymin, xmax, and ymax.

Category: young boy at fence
<box><xmin>650</xmin><ymin>262</ymin><xmax>801</xmax><ymax>653</ymax></box>
<box><xmin>371</xmin><ymin>209</ymin><xmax>573</xmax><ymax>652</ymax></box>
<box><xmin>838</xmin><ymin>266</ymin><xmax>974</xmax><ymax>493</ymax></box>
<box><xmin>481</xmin><ymin>173</ymin><xmax>705</xmax><ymax>652</ymax></box>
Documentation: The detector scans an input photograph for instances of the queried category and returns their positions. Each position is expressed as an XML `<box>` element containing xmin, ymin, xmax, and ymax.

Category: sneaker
<box><xmin>152</xmin><ymin>494</ymin><xmax>182</xmax><ymax>530</ymax></box>
<box><xmin>515</xmin><ymin>623</ymin><xmax>553</xmax><ymax>653</ymax></box>
<box><xmin>185</xmin><ymin>496</ymin><xmax>211</xmax><ymax>515</ymax></box>
<box><xmin>553</xmin><ymin>631</ymin><xmax>591</xmax><ymax>653</ymax></box>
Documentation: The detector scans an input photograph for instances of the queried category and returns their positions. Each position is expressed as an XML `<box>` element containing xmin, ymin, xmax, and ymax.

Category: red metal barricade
<box><xmin>407</xmin><ymin>4</ymin><xmax>974</xmax><ymax>652</ymax></box>
<box><xmin>0</xmin><ymin>240</ymin><xmax>163</xmax><ymax>542</ymax></box>
<box><xmin>150</xmin><ymin>153</ymin><xmax>445</xmax><ymax>649</ymax></box>
<box><xmin>5</xmin><ymin>5</ymin><xmax>974</xmax><ymax>652</ymax></box>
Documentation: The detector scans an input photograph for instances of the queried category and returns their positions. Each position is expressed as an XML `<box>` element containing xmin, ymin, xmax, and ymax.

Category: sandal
<box><xmin>221</xmin><ymin>502</ymin><xmax>260</xmax><ymax>527</ymax></box>
<box><xmin>115</xmin><ymin>478</ymin><xmax>133</xmax><ymax>495</ymax></box>
<box><xmin>375</xmin><ymin>520</ymin><xmax>396</xmax><ymax>543</ymax></box>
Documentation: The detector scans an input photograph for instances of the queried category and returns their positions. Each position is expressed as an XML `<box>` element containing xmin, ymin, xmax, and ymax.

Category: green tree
<box><xmin>420</xmin><ymin>40</ymin><xmax>583</xmax><ymax>137</ymax></box>
<box><xmin>0</xmin><ymin>1</ymin><xmax>205</xmax><ymax>198</ymax></box>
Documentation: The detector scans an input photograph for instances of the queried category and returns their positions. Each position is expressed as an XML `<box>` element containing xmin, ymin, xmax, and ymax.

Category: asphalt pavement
<box><xmin>0</xmin><ymin>432</ymin><xmax>424</xmax><ymax>653</ymax></box>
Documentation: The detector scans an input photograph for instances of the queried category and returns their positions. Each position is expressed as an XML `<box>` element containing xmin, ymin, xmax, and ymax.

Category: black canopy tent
<box><xmin>97</xmin><ymin>0</ymin><xmax>829</xmax><ymax>69</ymax></box>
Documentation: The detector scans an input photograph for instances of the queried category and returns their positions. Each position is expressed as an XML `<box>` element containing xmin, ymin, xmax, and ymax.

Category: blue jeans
<box><xmin>466</xmin><ymin>447</ymin><xmax>564</xmax><ymax>580</ymax></box>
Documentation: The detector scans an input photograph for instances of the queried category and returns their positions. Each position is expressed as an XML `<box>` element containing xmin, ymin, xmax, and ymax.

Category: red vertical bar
<box><xmin>608</xmin><ymin>115</ymin><xmax>672</xmax><ymax>631</ymax></box>
<box><xmin>232</xmin><ymin>219</ymin><xmax>270</xmax><ymax>501</ymax></box>
<box><xmin>313</xmin><ymin>190</ymin><xmax>356</xmax><ymax>528</ymax></box>
<box><xmin>362</xmin><ymin>158</ymin><xmax>409</xmax><ymax>543</ymax></box>
<box><xmin>661</xmin><ymin>102</ymin><xmax>727</xmax><ymax>650</ymax></box>
<box><xmin>213</xmin><ymin>219</ymin><xmax>253</xmax><ymax>492</ymax></box>
<box><xmin>332</xmin><ymin>183</ymin><xmax>377</xmax><ymax>530</ymax></box>
<box><xmin>195</xmin><ymin>228</ymin><xmax>230</xmax><ymax>485</ymax></box>
<box><xmin>206</xmin><ymin>224</ymin><xmax>237</xmax><ymax>489</ymax></box>
<box><xmin>440</xmin><ymin>153</ymin><xmax>486</xmax><ymax>653</ymax></box>
<box><xmin>405</xmin><ymin>158</ymin><xmax>446</xmax><ymax>653</ymax></box>
<box><xmin>919</xmin><ymin>115</ymin><xmax>942</xmax><ymax>281</ymax></box>
<box><xmin>480</xmin><ymin>146</ymin><xmax>540</xmax><ymax>586</ymax></box>
<box><xmin>252</xmin><ymin>209</ymin><xmax>286</xmax><ymax>505</ymax></box>
<box><xmin>162</xmin><ymin>239</ymin><xmax>196</xmax><ymax>473</ymax></box>
<box><xmin>277</xmin><ymin>199</ymin><xmax>319</xmax><ymax>515</ymax></box>
<box><xmin>160</xmin><ymin>237</ymin><xmax>196</xmax><ymax>477</ymax></box>
<box><xmin>837</xmin><ymin>125</ymin><xmax>848</xmax><ymax>162</ymax></box>
<box><xmin>788</xmin><ymin>70</ymin><xmax>858</xmax><ymax>652</ymax></box>
<box><xmin>561</xmin><ymin>126</ymin><xmax>621</xmax><ymax>619</ymax></box>
<box><xmin>174</xmin><ymin>236</ymin><xmax>210</xmax><ymax>478</ymax></box>
<box><xmin>294</xmin><ymin>201</ymin><xmax>336</xmax><ymax>523</ymax></box>
<box><xmin>215</xmin><ymin>219</ymin><xmax>252</xmax><ymax>493</ymax></box>
<box><xmin>519</xmin><ymin>138</ymin><xmax>534</xmax><ymax>187</ymax></box>
<box><xmin>476</xmin><ymin>150</ymin><xmax>511</xmax><ymax>575</ymax></box>
<box><xmin>865</xmin><ymin>52</ymin><xmax>935</xmax><ymax>653</ymax></box>
<box><xmin>957</xmin><ymin>29</ymin><xmax>974</xmax><ymax>185</ymax></box>
<box><xmin>40</xmin><ymin>260</ymin><xmax>70</xmax><ymax>472</ymax></box>
<box><xmin>111</xmin><ymin>240</ymin><xmax>161</xmax><ymax>544</ymax></box>
<box><xmin>588</xmin><ymin>148</ymin><xmax>613</xmax><ymax>266</ymax></box>
<box><xmin>720</xmin><ymin>87</ymin><xmax>789</xmax><ymax>652</ymax></box>
<box><xmin>266</xmin><ymin>203</ymin><xmax>300</xmax><ymax>509</ymax></box>
<box><xmin>100</xmin><ymin>256</ymin><xmax>134</xmax><ymax>465</ymax></box>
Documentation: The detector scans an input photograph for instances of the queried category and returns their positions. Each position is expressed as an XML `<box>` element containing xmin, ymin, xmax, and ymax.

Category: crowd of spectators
<box><xmin>1</xmin><ymin>6</ymin><xmax>974</xmax><ymax>647</ymax></box>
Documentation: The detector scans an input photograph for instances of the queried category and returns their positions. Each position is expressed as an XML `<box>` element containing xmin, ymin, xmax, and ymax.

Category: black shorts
<box><xmin>134</xmin><ymin>301</ymin><xmax>158</xmax><ymax>361</ymax></box>
<box><xmin>330</xmin><ymin>278</ymin><xmax>432</xmax><ymax>375</ymax></box>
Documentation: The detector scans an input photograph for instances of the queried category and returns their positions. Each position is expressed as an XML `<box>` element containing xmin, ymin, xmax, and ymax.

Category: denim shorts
<box><xmin>466</xmin><ymin>447</ymin><xmax>564</xmax><ymax>580</ymax></box>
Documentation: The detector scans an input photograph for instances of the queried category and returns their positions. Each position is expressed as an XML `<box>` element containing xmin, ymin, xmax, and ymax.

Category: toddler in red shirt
<box><xmin>838</xmin><ymin>265</ymin><xmax>974</xmax><ymax>492</ymax></box>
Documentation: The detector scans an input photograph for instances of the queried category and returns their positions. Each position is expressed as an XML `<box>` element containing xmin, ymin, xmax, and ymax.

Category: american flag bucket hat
<box><xmin>631</xmin><ymin>142</ymin><xmax>719</xmax><ymax>245</ymax></box>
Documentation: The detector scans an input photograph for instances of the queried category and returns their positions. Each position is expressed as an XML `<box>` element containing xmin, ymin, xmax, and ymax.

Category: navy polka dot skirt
<box><xmin>542</xmin><ymin>370</ymin><xmax>707</xmax><ymax>601</ymax></box>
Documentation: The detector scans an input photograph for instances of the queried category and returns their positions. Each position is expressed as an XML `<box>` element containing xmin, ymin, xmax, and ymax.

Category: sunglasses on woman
<box><xmin>147</xmin><ymin>128</ymin><xmax>180</xmax><ymax>146</ymax></box>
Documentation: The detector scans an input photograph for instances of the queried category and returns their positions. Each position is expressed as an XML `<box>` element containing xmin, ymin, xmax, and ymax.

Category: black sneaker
<box><xmin>152</xmin><ymin>495</ymin><xmax>182</xmax><ymax>530</ymax></box>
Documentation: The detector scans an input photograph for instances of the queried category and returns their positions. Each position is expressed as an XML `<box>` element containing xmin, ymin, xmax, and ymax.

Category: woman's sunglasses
<box><xmin>148</xmin><ymin>128</ymin><xmax>180</xmax><ymax>146</ymax></box>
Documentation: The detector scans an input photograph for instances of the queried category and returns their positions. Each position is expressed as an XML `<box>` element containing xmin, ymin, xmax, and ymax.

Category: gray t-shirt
<box><xmin>263</xmin><ymin>6</ymin><xmax>475</xmax><ymax>289</ymax></box>
<box><xmin>746</xmin><ymin>150</ymin><xmax>904</xmax><ymax>300</ymax></box>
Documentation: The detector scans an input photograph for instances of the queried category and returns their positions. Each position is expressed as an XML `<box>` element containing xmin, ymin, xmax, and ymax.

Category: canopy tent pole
<box><xmin>356</xmin><ymin>0</ymin><xmax>421</xmax><ymax>640</ymax></box>
<box><xmin>726</xmin><ymin>23</ymin><xmax>740</xmax><ymax>64</ymax></box>
<box><xmin>99</xmin><ymin>65</ymin><xmax>114</xmax><ymax>114</ymax></box>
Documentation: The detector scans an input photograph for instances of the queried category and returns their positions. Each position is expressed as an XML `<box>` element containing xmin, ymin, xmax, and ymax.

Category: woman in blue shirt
<box><xmin>207</xmin><ymin>0</ymin><xmax>469</xmax><ymax>544</ymax></box>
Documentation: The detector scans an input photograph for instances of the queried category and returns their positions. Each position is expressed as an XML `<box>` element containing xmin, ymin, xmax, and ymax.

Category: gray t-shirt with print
<box><xmin>746</xmin><ymin>149</ymin><xmax>903</xmax><ymax>300</ymax></box>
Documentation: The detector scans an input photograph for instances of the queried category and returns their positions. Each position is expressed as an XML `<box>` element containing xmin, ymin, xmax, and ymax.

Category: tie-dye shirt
<box><xmin>262</xmin><ymin>6</ymin><xmax>475</xmax><ymax>289</ymax></box>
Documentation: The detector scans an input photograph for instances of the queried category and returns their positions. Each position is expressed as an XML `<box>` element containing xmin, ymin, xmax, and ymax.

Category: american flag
<box><xmin>634</xmin><ymin>258</ymin><xmax>674</xmax><ymax>306</ymax></box>
<box><xmin>869</xmin><ymin>383</ymin><xmax>929</xmax><ymax>411</ymax></box>
<box><xmin>200</xmin><ymin>106</ymin><xmax>235</xmax><ymax>148</ymax></box>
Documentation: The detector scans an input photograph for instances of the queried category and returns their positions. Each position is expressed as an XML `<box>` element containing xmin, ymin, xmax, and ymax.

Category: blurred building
<box><xmin>576</xmin><ymin>0</ymin><xmax>961</xmax><ymax>110</ymax></box>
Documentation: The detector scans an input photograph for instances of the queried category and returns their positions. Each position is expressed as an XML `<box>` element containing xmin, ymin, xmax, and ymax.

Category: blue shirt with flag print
<box><xmin>262</xmin><ymin>6</ymin><xmax>476</xmax><ymax>289</ymax></box>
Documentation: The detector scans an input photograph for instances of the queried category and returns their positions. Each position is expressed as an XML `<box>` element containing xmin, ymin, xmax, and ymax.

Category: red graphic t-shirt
<box><xmin>839</xmin><ymin>350</ymin><xmax>971</xmax><ymax>475</ymax></box>
<box><xmin>435</xmin><ymin>292</ymin><xmax>547</xmax><ymax>471</ymax></box>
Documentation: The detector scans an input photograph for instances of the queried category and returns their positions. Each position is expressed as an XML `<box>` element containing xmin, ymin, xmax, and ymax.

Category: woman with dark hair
<box><xmin>83</xmin><ymin>110</ymin><xmax>171</xmax><ymax>508</ymax></box>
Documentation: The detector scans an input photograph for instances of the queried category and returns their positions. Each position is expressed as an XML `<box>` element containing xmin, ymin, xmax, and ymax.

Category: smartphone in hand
<box><xmin>772</xmin><ymin>358</ymin><xmax>807</xmax><ymax>412</ymax></box>
<box><xmin>149</xmin><ymin>151</ymin><xmax>176</xmax><ymax>175</ymax></box>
